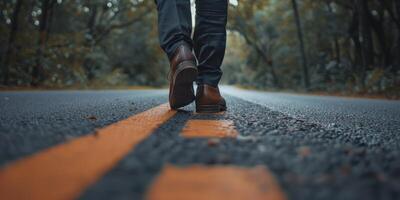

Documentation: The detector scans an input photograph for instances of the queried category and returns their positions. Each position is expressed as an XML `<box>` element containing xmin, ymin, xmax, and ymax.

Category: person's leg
<box><xmin>155</xmin><ymin>0</ymin><xmax>198</xmax><ymax>109</ymax></box>
<box><xmin>155</xmin><ymin>0</ymin><xmax>193</xmax><ymax>59</ymax></box>
<box><xmin>193</xmin><ymin>0</ymin><xmax>228</xmax><ymax>87</ymax></box>
<box><xmin>193</xmin><ymin>0</ymin><xmax>228</xmax><ymax>113</ymax></box>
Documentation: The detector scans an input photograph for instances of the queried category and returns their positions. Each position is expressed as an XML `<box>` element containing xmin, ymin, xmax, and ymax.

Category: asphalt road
<box><xmin>1</xmin><ymin>88</ymin><xmax>399</xmax><ymax>200</ymax></box>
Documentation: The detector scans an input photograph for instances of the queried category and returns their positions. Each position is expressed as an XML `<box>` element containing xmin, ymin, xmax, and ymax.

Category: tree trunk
<box><xmin>334</xmin><ymin>37</ymin><xmax>341</xmax><ymax>64</ymax></box>
<box><xmin>349</xmin><ymin>9</ymin><xmax>362</xmax><ymax>77</ymax></box>
<box><xmin>291</xmin><ymin>0</ymin><xmax>310</xmax><ymax>89</ymax></box>
<box><xmin>395</xmin><ymin>0</ymin><xmax>400</xmax><ymax>71</ymax></box>
<box><xmin>83</xmin><ymin>3</ymin><xmax>99</xmax><ymax>83</ymax></box>
<box><xmin>355</xmin><ymin>0</ymin><xmax>374</xmax><ymax>90</ymax></box>
<box><xmin>31</xmin><ymin>0</ymin><xmax>51</xmax><ymax>86</ymax></box>
<box><xmin>240</xmin><ymin>31</ymin><xmax>281</xmax><ymax>88</ymax></box>
<box><xmin>256</xmin><ymin>47</ymin><xmax>280</xmax><ymax>88</ymax></box>
<box><xmin>2</xmin><ymin>0</ymin><xmax>23</xmax><ymax>85</ymax></box>
<box><xmin>46</xmin><ymin>1</ymin><xmax>56</xmax><ymax>42</ymax></box>
<box><xmin>326</xmin><ymin>2</ymin><xmax>341</xmax><ymax>64</ymax></box>
<box><xmin>368</xmin><ymin>6</ymin><xmax>390</xmax><ymax>68</ymax></box>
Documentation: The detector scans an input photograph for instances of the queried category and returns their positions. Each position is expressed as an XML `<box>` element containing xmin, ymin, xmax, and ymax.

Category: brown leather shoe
<box><xmin>169</xmin><ymin>44</ymin><xmax>198</xmax><ymax>109</ymax></box>
<box><xmin>196</xmin><ymin>84</ymin><xmax>227</xmax><ymax>113</ymax></box>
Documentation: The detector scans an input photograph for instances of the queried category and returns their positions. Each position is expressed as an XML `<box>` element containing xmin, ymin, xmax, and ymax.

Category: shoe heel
<box><xmin>196</xmin><ymin>105</ymin><xmax>224</xmax><ymax>113</ymax></box>
<box><xmin>170</xmin><ymin>61</ymin><xmax>197</xmax><ymax>109</ymax></box>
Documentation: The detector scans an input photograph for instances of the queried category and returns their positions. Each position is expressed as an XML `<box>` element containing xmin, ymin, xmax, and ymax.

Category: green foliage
<box><xmin>224</xmin><ymin>0</ymin><xmax>400</xmax><ymax>95</ymax></box>
<box><xmin>0</xmin><ymin>0</ymin><xmax>166</xmax><ymax>87</ymax></box>
<box><xmin>0</xmin><ymin>0</ymin><xmax>398</xmax><ymax>97</ymax></box>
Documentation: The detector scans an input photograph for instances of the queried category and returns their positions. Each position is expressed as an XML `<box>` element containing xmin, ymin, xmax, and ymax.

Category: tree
<box><xmin>31</xmin><ymin>0</ymin><xmax>56</xmax><ymax>86</ymax></box>
<box><xmin>291</xmin><ymin>0</ymin><xmax>310</xmax><ymax>89</ymax></box>
<box><xmin>228</xmin><ymin>0</ymin><xmax>281</xmax><ymax>88</ymax></box>
<box><xmin>2</xmin><ymin>0</ymin><xmax>23</xmax><ymax>85</ymax></box>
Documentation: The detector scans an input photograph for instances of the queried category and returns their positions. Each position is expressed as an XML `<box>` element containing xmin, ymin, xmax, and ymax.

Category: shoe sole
<box><xmin>196</xmin><ymin>104</ymin><xmax>227</xmax><ymax>113</ymax></box>
<box><xmin>170</xmin><ymin>61</ymin><xmax>197</xmax><ymax>109</ymax></box>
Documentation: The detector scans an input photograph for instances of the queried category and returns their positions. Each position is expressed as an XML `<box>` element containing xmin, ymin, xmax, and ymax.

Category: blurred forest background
<box><xmin>0</xmin><ymin>0</ymin><xmax>399</xmax><ymax>97</ymax></box>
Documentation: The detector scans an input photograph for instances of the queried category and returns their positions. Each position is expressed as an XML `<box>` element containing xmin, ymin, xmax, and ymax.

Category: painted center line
<box><xmin>146</xmin><ymin>165</ymin><xmax>287</xmax><ymax>200</ymax></box>
<box><xmin>181</xmin><ymin>120</ymin><xmax>238</xmax><ymax>138</ymax></box>
<box><xmin>0</xmin><ymin>103</ymin><xmax>175</xmax><ymax>200</ymax></box>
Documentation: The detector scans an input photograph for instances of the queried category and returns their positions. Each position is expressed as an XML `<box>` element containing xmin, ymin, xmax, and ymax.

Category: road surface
<box><xmin>0</xmin><ymin>87</ymin><xmax>399</xmax><ymax>200</ymax></box>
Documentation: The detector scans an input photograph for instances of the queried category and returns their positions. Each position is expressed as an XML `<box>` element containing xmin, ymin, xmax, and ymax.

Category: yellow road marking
<box><xmin>146</xmin><ymin>165</ymin><xmax>287</xmax><ymax>200</ymax></box>
<box><xmin>181</xmin><ymin>119</ymin><xmax>238</xmax><ymax>138</ymax></box>
<box><xmin>0</xmin><ymin>103</ymin><xmax>175</xmax><ymax>200</ymax></box>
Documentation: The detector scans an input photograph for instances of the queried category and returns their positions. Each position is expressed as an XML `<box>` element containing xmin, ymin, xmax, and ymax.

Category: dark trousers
<box><xmin>155</xmin><ymin>0</ymin><xmax>228</xmax><ymax>87</ymax></box>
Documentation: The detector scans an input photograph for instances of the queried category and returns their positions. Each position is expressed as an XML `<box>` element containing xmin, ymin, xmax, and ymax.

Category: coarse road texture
<box><xmin>0</xmin><ymin>87</ymin><xmax>399</xmax><ymax>200</ymax></box>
